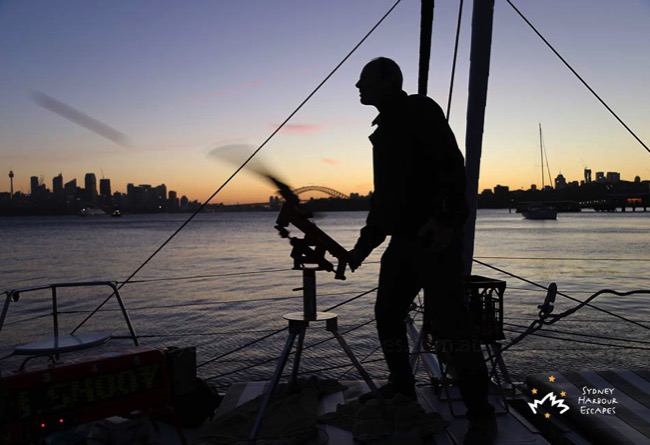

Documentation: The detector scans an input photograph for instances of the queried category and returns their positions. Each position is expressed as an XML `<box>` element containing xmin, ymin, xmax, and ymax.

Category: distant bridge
<box><xmin>291</xmin><ymin>186</ymin><xmax>349</xmax><ymax>199</ymax></box>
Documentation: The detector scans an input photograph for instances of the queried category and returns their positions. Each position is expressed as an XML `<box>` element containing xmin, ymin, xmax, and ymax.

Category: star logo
<box><xmin>528</xmin><ymin>391</ymin><xmax>570</xmax><ymax>415</ymax></box>
<box><xmin>532</xmin><ymin>388</ymin><xmax>538</xmax><ymax>395</ymax></box>
<box><xmin>549</xmin><ymin>375</ymin><xmax>556</xmax><ymax>383</ymax></box>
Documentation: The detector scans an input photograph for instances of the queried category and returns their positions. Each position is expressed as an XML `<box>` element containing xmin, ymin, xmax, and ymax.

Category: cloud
<box><xmin>272</xmin><ymin>123</ymin><xmax>322</xmax><ymax>134</ymax></box>
<box><xmin>321</xmin><ymin>158</ymin><xmax>341</xmax><ymax>166</ymax></box>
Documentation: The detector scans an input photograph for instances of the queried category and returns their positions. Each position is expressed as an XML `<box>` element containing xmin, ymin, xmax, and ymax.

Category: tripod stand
<box><xmin>250</xmin><ymin>266</ymin><xmax>378</xmax><ymax>439</ymax></box>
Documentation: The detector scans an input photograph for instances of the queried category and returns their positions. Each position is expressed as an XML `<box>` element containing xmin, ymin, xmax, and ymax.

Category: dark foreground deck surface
<box><xmin>151</xmin><ymin>368</ymin><xmax>650</xmax><ymax>444</ymax></box>
<box><xmin>178</xmin><ymin>380</ymin><xmax>550</xmax><ymax>445</ymax></box>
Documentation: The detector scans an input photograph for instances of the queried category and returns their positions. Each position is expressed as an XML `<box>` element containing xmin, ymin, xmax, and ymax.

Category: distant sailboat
<box><xmin>522</xmin><ymin>124</ymin><xmax>558</xmax><ymax>220</ymax></box>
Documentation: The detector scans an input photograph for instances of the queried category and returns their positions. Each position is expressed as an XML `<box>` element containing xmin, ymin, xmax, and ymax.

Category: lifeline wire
<box><xmin>475</xmin><ymin>256</ymin><xmax>650</xmax><ymax>262</ymax></box>
<box><xmin>504</xmin><ymin>321</ymin><xmax>650</xmax><ymax>347</ymax></box>
<box><xmin>205</xmin><ymin>317</ymin><xmax>377</xmax><ymax>381</ymax></box>
<box><xmin>198</xmin><ymin>289</ymin><xmax>377</xmax><ymax>370</ymax></box>
<box><xmin>501</xmin><ymin>288</ymin><xmax>650</xmax><ymax>353</ymax></box>
<box><xmin>71</xmin><ymin>0</ymin><xmax>403</xmax><ymax>333</ymax></box>
<box><xmin>473</xmin><ymin>258</ymin><xmax>650</xmax><ymax>331</ymax></box>
<box><xmin>502</xmin><ymin>325</ymin><xmax>650</xmax><ymax>351</ymax></box>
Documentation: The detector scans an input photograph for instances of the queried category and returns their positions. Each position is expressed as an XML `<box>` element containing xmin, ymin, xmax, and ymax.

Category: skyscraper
<box><xmin>30</xmin><ymin>176</ymin><xmax>39</xmax><ymax>195</ymax></box>
<box><xmin>153</xmin><ymin>184</ymin><xmax>167</xmax><ymax>210</ymax></box>
<box><xmin>53</xmin><ymin>173</ymin><xmax>63</xmax><ymax>197</ymax></box>
<box><xmin>99</xmin><ymin>178</ymin><xmax>111</xmax><ymax>198</ymax></box>
<box><xmin>84</xmin><ymin>173</ymin><xmax>97</xmax><ymax>203</ymax></box>
<box><xmin>168</xmin><ymin>190</ymin><xmax>179</xmax><ymax>210</ymax></box>
<box><xmin>64</xmin><ymin>179</ymin><xmax>77</xmax><ymax>199</ymax></box>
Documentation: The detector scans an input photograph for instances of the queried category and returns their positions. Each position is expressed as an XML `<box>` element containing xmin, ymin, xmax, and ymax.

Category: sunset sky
<box><xmin>1</xmin><ymin>0</ymin><xmax>648</xmax><ymax>204</ymax></box>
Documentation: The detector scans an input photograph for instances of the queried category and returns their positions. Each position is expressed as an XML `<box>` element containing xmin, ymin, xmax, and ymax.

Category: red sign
<box><xmin>1</xmin><ymin>347</ymin><xmax>171</xmax><ymax>443</ymax></box>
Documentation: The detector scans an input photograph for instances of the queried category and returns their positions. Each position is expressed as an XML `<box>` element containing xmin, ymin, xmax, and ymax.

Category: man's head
<box><xmin>355</xmin><ymin>57</ymin><xmax>403</xmax><ymax>108</ymax></box>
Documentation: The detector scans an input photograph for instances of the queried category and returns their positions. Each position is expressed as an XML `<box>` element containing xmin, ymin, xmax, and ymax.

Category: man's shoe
<box><xmin>359</xmin><ymin>382</ymin><xmax>416</xmax><ymax>403</ymax></box>
<box><xmin>463</xmin><ymin>414</ymin><xmax>497</xmax><ymax>445</ymax></box>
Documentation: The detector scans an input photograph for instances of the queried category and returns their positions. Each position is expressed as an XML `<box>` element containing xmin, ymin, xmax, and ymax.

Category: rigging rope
<box><xmin>473</xmin><ymin>258</ymin><xmax>650</xmax><ymax>331</ymax></box>
<box><xmin>120</xmin><ymin>267</ymin><xmax>291</xmax><ymax>285</ymax></box>
<box><xmin>502</xmin><ymin>326</ymin><xmax>650</xmax><ymax>351</ymax></box>
<box><xmin>504</xmin><ymin>0</ymin><xmax>650</xmax><ymax>155</ymax></box>
<box><xmin>197</xmin><ymin>287</ymin><xmax>377</xmax><ymax>370</ymax></box>
<box><xmin>504</xmin><ymin>322</ymin><xmax>650</xmax><ymax>347</ymax></box>
<box><xmin>501</xmin><ymin>288</ymin><xmax>650</xmax><ymax>352</ymax></box>
<box><xmin>189</xmin><ymin>256</ymin><xmax>650</xmax><ymax>379</ymax></box>
<box><xmin>305</xmin><ymin>357</ymin><xmax>386</xmax><ymax>377</ymax></box>
<box><xmin>71</xmin><ymin>1</ymin><xmax>403</xmax><ymax>332</ymax></box>
<box><xmin>205</xmin><ymin>318</ymin><xmax>377</xmax><ymax>381</ymax></box>
<box><xmin>475</xmin><ymin>255</ymin><xmax>650</xmax><ymax>262</ymax></box>
<box><xmin>446</xmin><ymin>0</ymin><xmax>464</xmax><ymax>120</ymax></box>
<box><xmin>337</xmin><ymin>344</ymin><xmax>384</xmax><ymax>381</ymax></box>
<box><xmin>120</xmin><ymin>0</ymin><xmax>402</xmax><ymax>287</ymax></box>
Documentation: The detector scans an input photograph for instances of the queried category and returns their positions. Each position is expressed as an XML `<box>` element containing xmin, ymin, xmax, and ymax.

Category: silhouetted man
<box><xmin>348</xmin><ymin>57</ymin><xmax>496</xmax><ymax>445</ymax></box>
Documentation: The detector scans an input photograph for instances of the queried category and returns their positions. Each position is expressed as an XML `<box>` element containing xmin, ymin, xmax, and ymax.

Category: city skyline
<box><xmin>4</xmin><ymin>170</ymin><xmax>189</xmax><ymax>206</ymax></box>
<box><xmin>3</xmin><ymin>166</ymin><xmax>647</xmax><ymax>206</ymax></box>
<box><xmin>1</xmin><ymin>1</ymin><xmax>648</xmax><ymax>205</ymax></box>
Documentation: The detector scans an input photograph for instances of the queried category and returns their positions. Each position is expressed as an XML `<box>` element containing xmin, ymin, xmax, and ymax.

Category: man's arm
<box><xmin>350</xmin><ymin>194</ymin><xmax>386</xmax><ymax>270</ymax></box>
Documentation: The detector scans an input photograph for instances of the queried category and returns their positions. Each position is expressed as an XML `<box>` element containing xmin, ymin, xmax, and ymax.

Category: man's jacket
<box><xmin>354</xmin><ymin>90</ymin><xmax>469</xmax><ymax>256</ymax></box>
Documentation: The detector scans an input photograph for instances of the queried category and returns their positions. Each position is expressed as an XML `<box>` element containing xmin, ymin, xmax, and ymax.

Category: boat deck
<box><xmin>523</xmin><ymin>369</ymin><xmax>650</xmax><ymax>445</ymax></box>
<box><xmin>160</xmin><ymin>380</ymin><xmax>551</xmax><ymax>445</ymax></box>
<box><xmin>9</xmin><ymin>362</ymin><xmax>650</xmax><ymax>444</ymax></box>
<box><xmin>155</xmin><ymin>369</ymin><xmax>650</xmax><ymax>444</ymax></box>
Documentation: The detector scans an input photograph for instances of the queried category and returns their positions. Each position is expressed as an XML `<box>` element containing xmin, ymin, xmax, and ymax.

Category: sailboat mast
<box><xmin>462</xmin><ymin>0</ymin><xmax>495</xmax><ymax>275</ymax></box>
<box><xmin>539</xmin><ymin>122</ymin><xmax>550</xmax><ymax>191</ymax></box>
<box><xmin>418</xmin><ymin>0</ymin><xmax>434</xmax><ymax>96</ymax></box>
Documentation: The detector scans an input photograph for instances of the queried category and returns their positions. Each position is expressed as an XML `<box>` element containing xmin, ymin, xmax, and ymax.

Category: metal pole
<box><xmin>250</xmin><ymin>330</ymin><xmax>298</xmax><ymax>439</ymax></box>
<box><xmin>302</xmin><ymin>269</ymin><xmax>317</xmax><ymax>320</ymax></box>
<box><xmin>463</xmin><ymin>0</ymin><xmax>495</xmax><ymax>275</ymax></box>
<box><xmin>418</xmin><ymin>0</ymin><xmax>435</xmax><ymax>96</ymax></box>
<box><xmin>539</xmin><ymin>123</ymin><xmax>546</xmax><ymax>189</ymax></box>
<box><xmin>52</xmin><ymin>286</ymin><xmax>60</xmax><ymax>359</ymax></box>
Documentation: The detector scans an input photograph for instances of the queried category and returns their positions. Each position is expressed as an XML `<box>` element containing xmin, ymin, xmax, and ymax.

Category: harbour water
<box><xmin>1</xmin><ymin>209</ymin><xmax>649</xmax><ymax>386</ymax></box>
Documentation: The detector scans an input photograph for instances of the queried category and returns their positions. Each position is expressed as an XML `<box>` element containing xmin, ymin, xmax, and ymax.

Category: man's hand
<box><xmin>348</xmin><ymin>248</ymin><xmax>366</xmax><ymax>272</ymax></box>
<box><xmin>417</xmin><ymin>218</ymin><xmax>454</xmax><ymax>252</ymax></box>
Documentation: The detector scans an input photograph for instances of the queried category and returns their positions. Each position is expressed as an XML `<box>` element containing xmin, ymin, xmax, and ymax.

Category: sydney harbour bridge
<box><xmin>289</xmin><ymin>186</ymin><xmax>349</xmax><ymax>200</ymax></box>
